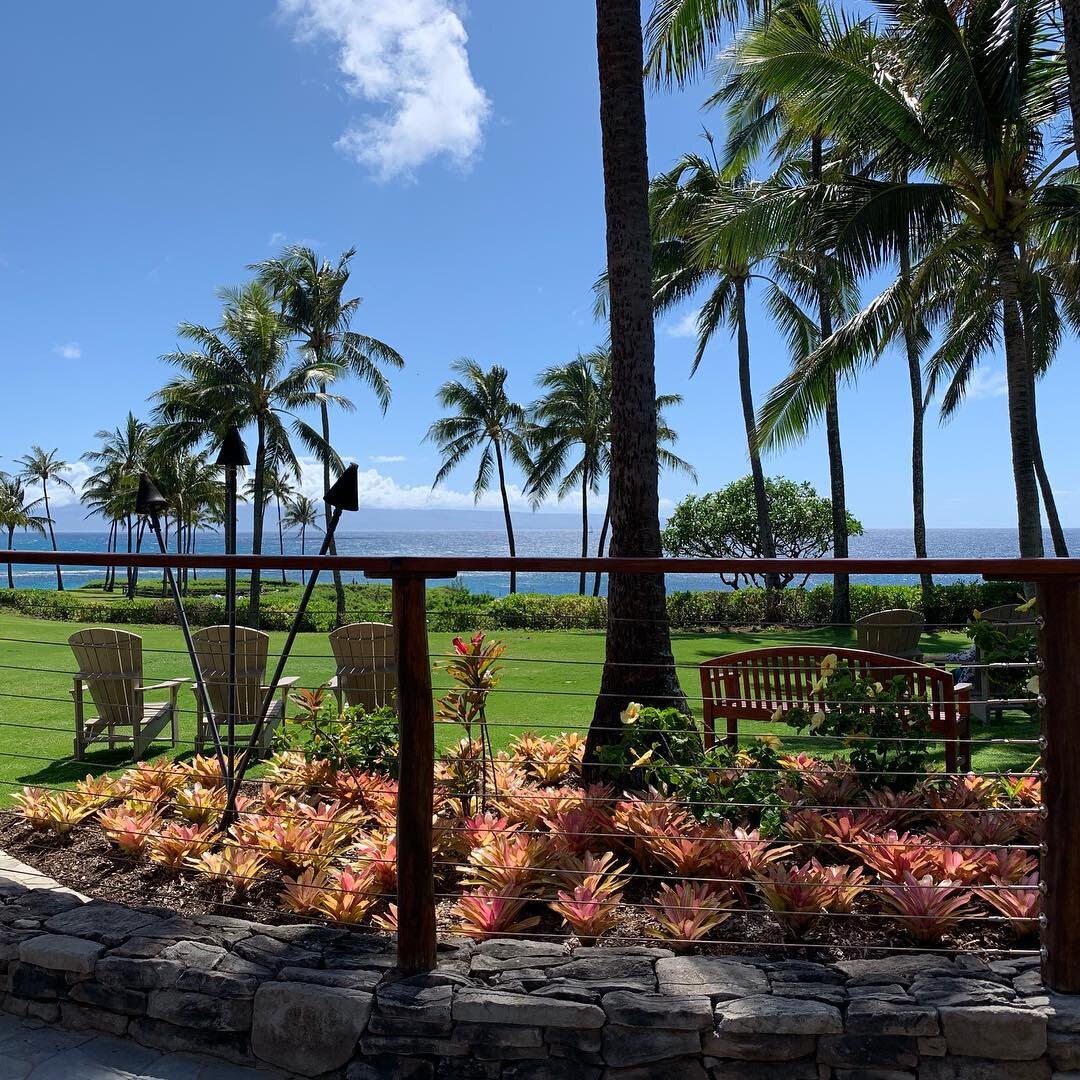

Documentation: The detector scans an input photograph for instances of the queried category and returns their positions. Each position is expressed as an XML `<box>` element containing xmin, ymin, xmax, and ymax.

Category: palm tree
<box><xmin>248</xmin><ymin>463</ymin><xmax>296</xmax><ymax>586</ymax></box>
<box><xmin>1062</xmin><ymin>0</ymin><xmax>1080</xmax><ymax>157</ymax></box>
<box><xmin>527</xmin><ymin>347</ymin><xmax>695</xmax><ymax>595</ymax></box>
<box><xmin>587</xmin><ymin>0</ymin><xmax>689</xmax><ymax>771</ymax></box>
<box><xmin>16</xmin><ymin>447</ymin><xmax>73</xmax><ymax>590</ymax></box>
<box><xmin>282</xmin><ymin>494</ymin><xmax>321</xmax><ymax>584</ymax></box>
<box><xmin>426</xmin><ymin>359</ymin><xmax>531</xmax><ymax>594</ymax></box>
<box><xmin>0</xmin><ymin>474</ymin><xmax>47</xmax><ymax>589</ymax></box>
<box><xmin>715</xmin><ymin>0</ymin><xmax>1073</xmax><ymax>557</ymax></box>
<box><xmin>83</xmin><ymin>413</ymin><xmax>153</xmax><ymax>596</ymax></box>
<box><xmin>253</xmin><ymin>246</ymin><xmax>405</xmax><ymax>625</ymax></box>
<box><xmin>154</xmin><ymin>281</ymin><xmax>345</xmax><ymax>627</ymax></box>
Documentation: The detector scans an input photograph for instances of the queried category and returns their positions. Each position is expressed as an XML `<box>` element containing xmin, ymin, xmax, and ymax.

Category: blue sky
<box><xmin>0</xmin><ymin>0</ymin><xmax>1075</xmax><ymax>531</ymax></box>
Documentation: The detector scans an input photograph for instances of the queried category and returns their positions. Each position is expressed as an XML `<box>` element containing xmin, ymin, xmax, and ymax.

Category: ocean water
<box><xmin>3</xmin><ymin>528</ymin><xmax>1076</xmax><ymax>596</ymax></box>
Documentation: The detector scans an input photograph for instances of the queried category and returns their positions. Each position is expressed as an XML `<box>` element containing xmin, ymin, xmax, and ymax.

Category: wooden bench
<box><xmin>699</xmin><ymin>645</ymin><xmax>972</xmax><ymax>772</ymax></box>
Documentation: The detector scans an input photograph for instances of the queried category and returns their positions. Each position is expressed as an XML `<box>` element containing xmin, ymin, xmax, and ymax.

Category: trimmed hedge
<box><xmin>0</xmin><ymin>579</ymin><xmax>1021</xmax><ymax>631</ymax></box>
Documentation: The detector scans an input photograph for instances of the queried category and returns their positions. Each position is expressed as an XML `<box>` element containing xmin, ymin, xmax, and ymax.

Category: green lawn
<box><xmin>0</xmin><ymin>610</ymin><xmax>1036</xmax><ymax>803</ymax></box>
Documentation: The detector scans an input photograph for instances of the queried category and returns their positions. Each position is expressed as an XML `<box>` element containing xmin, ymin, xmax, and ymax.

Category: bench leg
<box><xmin>726</xmin><ymin>718</ymin><xmax>738</xmax><ymax>751</ymax></box>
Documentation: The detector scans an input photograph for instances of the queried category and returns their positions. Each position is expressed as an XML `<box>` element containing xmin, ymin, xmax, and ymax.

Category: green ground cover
<box><xmin>0</xmin><ymin>610</ymin><xmax>1036</xmax><ymax>803</ymax></box>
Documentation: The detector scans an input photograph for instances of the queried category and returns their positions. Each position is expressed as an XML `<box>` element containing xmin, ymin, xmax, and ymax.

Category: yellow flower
<box><xmin>810</xmin><ymin>711</ymin><xmax>826</xmax><ymax>731</ymax></box>
<box><xmin>630</xmin><ymin>749</ymin><xmax>654</xmax><ymax>768</ymax></box>
<box><xmin>756</xmin><ymin>734</ymin><xmax>782</xmax><ymax>750</ymax></box>
<box><xmin>1016</xmin><ymin>595</ymin><xmax>1037</xmax><ymax>614</ymax></box>
<box><xmin>819</xmin><ymin>654</ymin><xmax>838</xmax><ymax>678</ymax></box>
<box><xmin>620</xmin><ymin>703</ymin><xmax>642</xmax><ymax>726</ymax></box>
<box><xmin>811</xmin><ymin>677</ymin><xmax>826</xmax><ymax>695</ymax></box>
<box><xmin>972</xmin><ymin>609</ymin><xmax>982</xmax><ymax>621</ymax></box>
<box><xmin>771</xmin><ymin>707</ymin><xmax>785</xmax><ymax>722</ymax></box>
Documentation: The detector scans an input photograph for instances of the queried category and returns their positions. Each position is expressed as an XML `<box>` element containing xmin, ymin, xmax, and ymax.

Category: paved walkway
<box><xmin>0</xmin><ymin>1013</ymin><xmax>289</xmax><ymax>1080</ymax></box>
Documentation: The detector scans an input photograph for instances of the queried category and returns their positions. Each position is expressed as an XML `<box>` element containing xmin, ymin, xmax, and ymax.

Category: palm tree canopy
<box><xmin>16</xmin><ymin>446</ymin><xmax>75</xmax><ymax>494</ymax></box>
<box><xmin>0</xmin><ymin>474</ymin><xmax>48</xmax><ymax>536</ymax></box>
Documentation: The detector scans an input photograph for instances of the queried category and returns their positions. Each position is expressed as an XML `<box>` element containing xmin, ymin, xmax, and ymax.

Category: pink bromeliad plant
<box><xmin>452</xmin><ymin>890</ymin><xmax>540</xmax><ymax>940</ymax></box>
<box><xmin>647</xmin><ymin>881</ymin><xmax>736</xmax><ymax>949</ymax></box>
<box><xmin>879</xmin><ymin>872</ymin><xmax>978</xmax><ymax>942</ymax></box>
<box><xmin>978</xmin><ymin>873</ymin><xmax>1040</xmax><ymax>937</ymax></box>
<box><xmin>97</xmin><ymin>807</ymin><xmax>161</xmax><ymax>855</ymax></box>
<box><xmin>549</xmin><ymin>852</ymin><xmax>627</xmax><ymax>943</ymax></box>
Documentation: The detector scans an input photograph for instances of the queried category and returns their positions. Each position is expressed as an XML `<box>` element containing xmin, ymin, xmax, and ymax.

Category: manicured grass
<box><xmin>0</xmin><ymin>610</ymin><xmax>1036</xmax><ymax>803</ymax></box>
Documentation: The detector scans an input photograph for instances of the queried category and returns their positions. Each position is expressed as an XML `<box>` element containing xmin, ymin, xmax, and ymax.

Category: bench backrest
<box><xmin>700</xmin><ymin>645</ymin><xmax>961</xmax><ymax>722</ymax></box>
<box><xmin>69</xmin><ymin>627</ymin><xmax>142</xmax><ymax>723</ymax></box>
<box><xmin>192</xmin><ymin>625</ymin><xmax>269</xmax><ymax>725</ymax></box>
<box><xmin>978</xmin><ymin>604</ymin><xmax>1036</xmax><ymax>640</ymax></box>
<box><xmin>855</xmin><ymin>608</ymin><xmax>924</xmax><ymax>659</ymax></box>
<box><xmin>330</xmin><ymin>622</ymin><xmax>396</xmax><ymax>711</ymax></box>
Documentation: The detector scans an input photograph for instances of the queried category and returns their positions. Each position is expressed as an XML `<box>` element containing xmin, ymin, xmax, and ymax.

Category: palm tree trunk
<box><xmin>249</xmin><ymin>417</ymin><xmax>268</xmax><ymax>628</ymax></box>
<box><xmin>898</xmin><ymin>237</ymin><xmax>933</xmax><ymax>595</ymax></box>
<box><xmin>319</xmin><ymin>396</ymin><xmax>347</xmax><ymax>628</ymax></box>
<box><xmin>587</xmin><ymin>0</ymin><xmax>687</xmax><ymax>775</ymax></box>
<box><xmin>300</xmin><ymin>524</ymin><xmax>307</xmax><ymax>586</ymax></box>
<box><xmin>6</xmin><ymin>529</ymin><xmax>14</xmax><ymax>590</ymax></box>
<box><xmin>994</xmin><ymin>239</ymin><xmax>1045</xmax><ymax>558</ymax></box>
<box><xmin>735</xmin><ymin>278</ymin><xmax>778</xmax><ymax>589</ymax></box>
<box><xmin>493</xmin><ymin>440</ymin><xmax>518</xmax><ymax>594</ymax></box>
<box><xmin>592</xmin><ymin>500</ymin><xmax>611</xmax><ymax>597</ymax></box>
<box><xmin>125</xmin><ymin>515</ymin><xmax>134</xmax><ymax>599</ymax></box>
<box><xmin>1032</xmin><ymin>412</ymin><xmax>1069</xmax><ymax>556</ymax></box>
<box><xmin>1063</xmin><ymin>0</ymin><xmax>1080</xmax><ymax>159</ymax></box>
<box><xmin>41</xmin><ymin>483</ymin><xmax>62</xmax><ymax>591</ymax></box>
<box><xmin>811</xmin><ymin>135</ymin><xmax>849</xmax><ymax>625</ymax></box>
<box><xmin>579</xmin><ymin>478</ymin><xmax>589</xmax><ymax>595</ymax></box>
<box><xmin>277</xmin><ymin>493</ymin><xmax>287</xmax><ymax>585</ymax></box>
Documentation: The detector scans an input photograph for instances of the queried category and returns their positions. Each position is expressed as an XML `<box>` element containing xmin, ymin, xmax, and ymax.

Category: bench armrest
<box><xmin>137</xmin><ymin>679</ymin><xmax>188</xmax><ymax>692</ymax></box>
<box><xmin>265</xmin><ymin>676</ymin><xmax>300</xmax><ymax>692</ymax></box>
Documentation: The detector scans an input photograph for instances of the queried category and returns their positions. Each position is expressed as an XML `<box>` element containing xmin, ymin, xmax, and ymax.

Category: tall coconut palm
<box><xmin>154</xmin><ymin>281</ymin><xmax>344</xmax><ymax>627</ymax></box>
<box><xmin>253</xmin><ymin>246</ymin><xmax>405</xmax><ymax>625</ymax></box>
<box><xmin>426</xmin><ymin>359</ymin><xmax>531</xmax><ymax>594</ymax></box>
<box><xmin>283</xmin><ymin>494</ymin><xmax>321</xmax><ymax>585</ymax></box>
<box><xmin>248</xmin><ymin>463</ymin><xmax>295</xmax><ymax>586</ymax></box>
<box><xmin>713</xmin><ymin>0</ymin><xmax>1073</xmax><ymax>557</ymax></box>
<box><xmin>0</xmin><ymin>474</ymin><xmax>47</xmax><ymax>589</ymax></box>
<box><xmin>84</xmin><ymin>413</ymin><xmax>153</xmax><ymax>596</ymax></box>
<box><xmin>527</xmin><ymin>347</ymin><xmax>695</xmax><ymax>595</ymax></box>
<box><xmin>16</xmin><ymin>447</ymin><xmax>74</xmax><ymax>591</ymax></box>
<box><xmin>587</xmin><ymin>0</ymin><xmax>689</xmax><ymax>771</ymax></box>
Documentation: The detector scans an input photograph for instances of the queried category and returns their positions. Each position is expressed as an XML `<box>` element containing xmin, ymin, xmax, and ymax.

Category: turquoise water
<box><xmin>3</xmin><ymin>528</ymin><xmax>1075</xmax><ymax>595</ymax></box>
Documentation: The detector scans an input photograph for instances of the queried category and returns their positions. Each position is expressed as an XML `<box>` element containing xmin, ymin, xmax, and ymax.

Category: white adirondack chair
<box><xmin>328</xmin><ymin>622</ymin><xmax>397</xmax><ymax>712</ymax></box>
<box><xmin>191</xmin><ymin>625</ymin><xmax>297</xmax><ymax>756</ymax></box>
<box><xmin>69</xmin><ymin>628</ymin><xmax>185</xmax><ymax>759</ymax></box>
<box><xmin>855</xmin><ymin>608</ymin><xmax>925</xmax><ymax>660</ymax></box>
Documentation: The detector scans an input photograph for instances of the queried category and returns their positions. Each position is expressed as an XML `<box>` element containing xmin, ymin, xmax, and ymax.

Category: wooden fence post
<box><xmin>392</xmin><ymin>573</ymin><xmax>437</xmax><ymax>974</ymax></box>
<box><xmin>1036</xmin><ymin>578</ymin><xmax>1080</xmax><ymax>992</ymax></box>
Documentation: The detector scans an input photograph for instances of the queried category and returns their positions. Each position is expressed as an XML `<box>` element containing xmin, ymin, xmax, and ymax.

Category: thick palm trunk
<box><xmin>811</xmin><ymin>135</ymin><xmax>849</xmax><ymax>624</ymax></box>
<box><xmin>587</xmin><ymin>0</ymin><xmax>687</xmax><ymax>774</ymax></box>
<box><xmin>995</xmin><ymin>240</ymin><xmax>1044</xmax><ymax>558</ymax></box>
<box><xmin>735</xmin><ymin>279</ymin><xmax>778</xmax><ymax>589</ymax></box>
<box><xmin>42</xmin><ymin>485</ymin><xmax>62</xmax><ymax>591</ymax></box>
<box><xmin>592</xmin><ymin>500</ymin><xmax>611</xmax><ymax>597</ymax></box>
<box><xmin>898</xmin><ymin>239</ymin><xmax>932</xmax><ymax>595</ymax></box>
<box><xmin>494</xmin><ymin>441</ymin><xmax>518</xmax><ymax>594</ymax></box>
<box><xmin>249</xmin><ymin>418</ymin><xmax>268</xmax><ymax>628</ymax></box>
<box><xmin>1032</xmin><ymin>414</ymin><xmax>1068</xmax><ymax>556</ymax></box>
<box><xmin>276</xmin><ymin>495</ymin><xmax>287</xmax><ymax>585</ymax></box>
<box><xmin>578</xmin><ymin>479</ymin><xmax>590</xmax><ymax>596</ymax></box>
<box><xmin>1063</xmin><ymin>0</ymin><xmax>1080</xmax><ymax>159</ymax></box>
<box><xmin>6</xmin><ymin>530</ymin><xmax>14</xmax><ymax>589</ymax></box>
<box><xmin>319</xmin><ymin>398</ymin><xmax>347</xmax><ymax>627</ymax></box>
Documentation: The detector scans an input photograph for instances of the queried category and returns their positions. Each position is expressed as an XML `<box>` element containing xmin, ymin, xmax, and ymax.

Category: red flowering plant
<box><xmin>435</xmin><ymin>633</ymin><xmax>506</xmax><ymax>807</ymax></box>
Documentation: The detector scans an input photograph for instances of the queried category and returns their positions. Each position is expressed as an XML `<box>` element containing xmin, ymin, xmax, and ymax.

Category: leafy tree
<box><xmin>15</xmin><ymin>446</ymin><xmax>74</xmax><ymax>591</ymax></box>
<box><xmin>282</xmin><ymin>494</ymin><xmax>322</xmax><ymax>585</ymax></box>
<box><xmin>662</xmin><ymin>475</ymin><xmax>863</xmax><ymax>586</ymax></box>
<box><xmin>588</xmin><ymin>0</ymin><xmax>689</xmax><ymax>772</ymax></box>
<box><xmin>0</xmin><ymin>473</ymin><xmax>47</xmax><ymax>590</ymax></box>
<box><xmin>154</xmin><ymin>282</ymin><xmax>343</xmax><ymax>627</ymax></box>
<box><xmin>253</xmin><ymin>246</ymin><xmax>405</xmax><ymax>625</ymax></box>
<box><xmin>426</xmin><ymin>358</ymin><xmax>532</xmax><ymax>594</ymax></box>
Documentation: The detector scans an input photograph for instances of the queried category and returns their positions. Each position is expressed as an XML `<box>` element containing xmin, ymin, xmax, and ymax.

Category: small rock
<box><xmin>717</xmin><ymin>993</ymin><xmax>842</xmax><ymax>1035</ymax></box>
<box><xmin>233</xmin><ymin>933</ymin><xmax>321</xmax><ymax>972</ymax></box>
<box><xmin>846</xmin><ymin>998</ymin><xmax>939</xmax><ymax>1036</ymax></box>
<box><xmin>9</xmin><ymin>963</ymin><xmax>65</xmax><ymax>1000</ymax></box>
<box><xmin>703</xmin><ymin>1032</ymin><xmax>817</xmax><ymax>1061</ymax></box>
<box><xmin>147</xmin><ymin>988</ymin><xmax>253</xmax><ymax>1032</ymax></box>
<box><xmin>59</xmin><ymin>1001</ymin><xmax>130</xmax><ymax>1036</ymax></box>
<box><xmin>95</xmin><ymin>956</ymin><xmax>183</xmax><ymax>990</ymax></box>
<box><xmin>836</xmin><ymin>956</ymin><xmax>956</xmax><ymax>987</ymax></box>
<box><xmin>601</xmin><ymin>1023</ymin><xmax>702</xmax><ymax>1067</ymax></box>
<box><xmin>602</xmin><ymin>990</ymin><xmax>713</xmax><ymax>1030</ymax></box>
<box><xmin>43</xmin><ymin>901</ymin><xmax>162</xmax><ymax>945</ymax></box>
<box><xmin>453</xmin><ymin>989</ymin><xmax>604</xmax><ymax>1029</ymax></box>
<box><xmin>251</xmin><ymin>981</ymin><xmax>372</xmax><ymax>1077</ymax></box>
<box><xmin>655</xmin><ymin>956</ymin><xmax>769</xmax><ymax>1000</ymax></box>
<box><xmin>939</xmin><ymin>1004</ymin><xmax>1047</xmax><ymax>1060</ymax></box>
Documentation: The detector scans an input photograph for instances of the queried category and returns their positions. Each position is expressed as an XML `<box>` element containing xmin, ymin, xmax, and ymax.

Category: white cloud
<box><xmin>53</xmin><ymin>342</ymin><xmax>82</xmax><ymax>359</ymax></box>
<box><xmin>967</xmin><ymin>368</ymin><xmax>1008</xmax><ymax>400</ymax></box>
<box><xmin>665</xmin><ymin>310</ymin><xmax>699</xmax><ymax>339</ymax></box>
<box><xmin>279</xmin><ymin>0</ymin><xmax>491</xmax><ymax>180</ymax></box>
<box><xmin>369</xmin><ymin>454</ymin><xmax>407</xmax><ymax>463</ymax></box>
<box><xmin>37</xmin><ymin>461</ymin><xmax>92</xmax><ymax>509</ymax></box>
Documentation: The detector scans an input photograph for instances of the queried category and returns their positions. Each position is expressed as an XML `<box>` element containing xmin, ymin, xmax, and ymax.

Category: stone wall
<box><xmin>0</xmin><ymin>868</ymin><xmax>1077</xmax><ymax>1080</ymax></box>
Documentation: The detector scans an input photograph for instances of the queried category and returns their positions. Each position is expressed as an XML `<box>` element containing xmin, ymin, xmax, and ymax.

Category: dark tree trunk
<box><xmin>493</xmin><ymin>440</ymin><xmax>518</xmax><ymax>594</ymax></box>
<box><xmin>735</xmin><ymin>278</ymin><xmax>778</xmax><ymax>589</ymax></box>
<box><xmin>42</xmin><ymin>484</ymin><xmax>63</xmax><ymax>591</ymax></box>
<box><xmin>249</xmin><ymin>417</ymin><xmax>267</xmax><ymax>628</ymax></box>
<box><xmin>811</xmin><ymin>134</ymin><xmax>849</xmax><ymax>624</ymax></box>
<box><xmin>592</xmin><ymin>500</ymin><xmax>611</xmax><ymax>597</ymax></box>
<box><xmin>1032</xmin><ymin>411</ymin><xmax>1069</xmax><ymax>556</ymax></box>
<box><xmin>320</xmin><ymin>396</ymin><xmax>347</xmax><ymax>627</ymax></box>
<box><xmin>898</xmin><ymin>237</ymin><xmax>933</xmax><ymax>595</ymax></box>
<box><xmin>586</xmin><ymin>0</ymin><xmax>687</xmax><ymax>775</ymax></box>
<box><xmin>1063</xmin><ymin>0</ymin><xmax>1080</xmax><ymax>159</ymax></box>
<box><xmin>995</xmin><ymin>239</ymin><xmax>1045</xmax><ymax>558</ymax></box>
<box><xmin>579</xmin><ymin>478</ymin><xmax>589</xmax><ymax>595</ymax></box>
<box><xmin>277</xmin><ymin>494</ymin><xmax>287</xmax><ymax>585</ymax></box>
<box><xmin>5</xmin><ymin>530</ymin><xmax>13</xmax><ymax>590</ymax></box>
